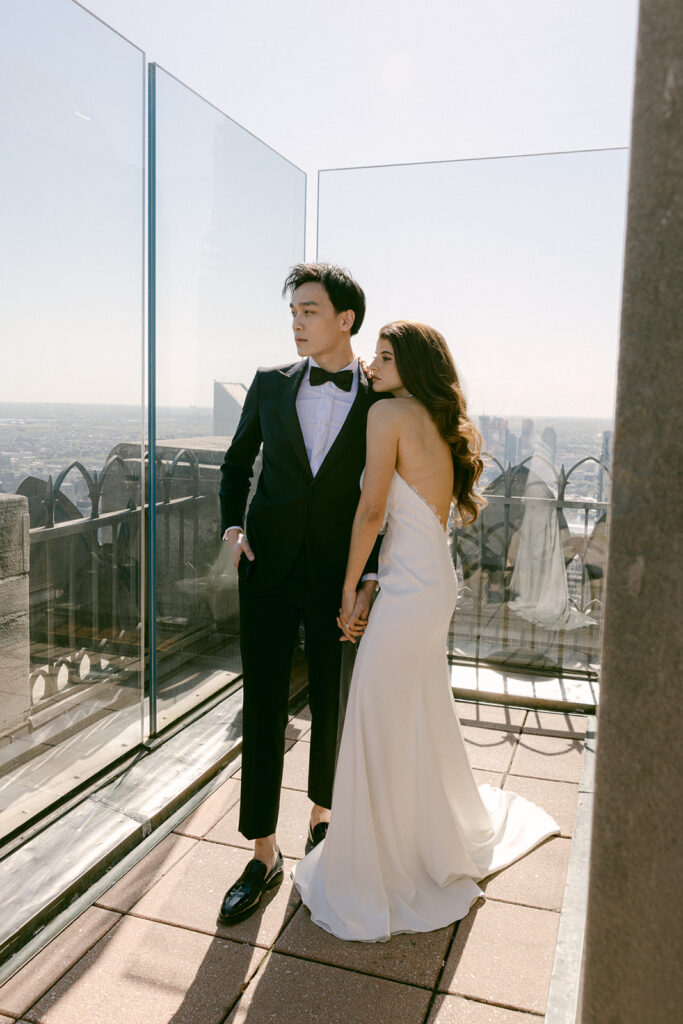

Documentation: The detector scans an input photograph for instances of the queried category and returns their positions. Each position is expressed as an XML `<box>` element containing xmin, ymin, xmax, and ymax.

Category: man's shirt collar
<box><xmin>305</xmin><ymin>355</ymin><xmax>358</xmax><ymax>380</ymax></box>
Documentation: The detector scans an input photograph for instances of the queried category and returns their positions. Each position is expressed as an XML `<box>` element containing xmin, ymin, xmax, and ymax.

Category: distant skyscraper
<box><xmin>597</xmin><ymin>430</ymin><xmax>613</xmax><ymax>503</ymax></box>
<box><xmin>213</xmin><ymin>381</ymin><xmax>247</xmax><ymax>436</ymax></box>
<box><xmin>541</xmin><ymin>426</ymin><xmax>557</xmax><ymax>465</ymax></box>
<box><xmin>504</xmin><ymin>430</ymin><xmax>518</xmax><ymax>466</ymax></box>
<box><xmin>479</xmin><ymin>415</ymin><xmax>511</xmax><ymax>467</ymax></box>
<box><xmin>518</xmin><ymin>418</ymin><xmax>535</xmax><ymax>461</ymax></box>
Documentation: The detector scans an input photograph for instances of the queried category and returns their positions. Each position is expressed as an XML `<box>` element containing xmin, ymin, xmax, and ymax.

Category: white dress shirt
<box><xmin>296</xmin><ymin>356</ymin><xmax>359</xmax><ymax>475</ymax></box>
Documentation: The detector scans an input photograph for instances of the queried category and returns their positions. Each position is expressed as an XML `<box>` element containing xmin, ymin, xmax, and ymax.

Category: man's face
<box><xmin>290</xmin><ymin>282</ymin><xmax>353</xmax><ymax>361</ymax></box>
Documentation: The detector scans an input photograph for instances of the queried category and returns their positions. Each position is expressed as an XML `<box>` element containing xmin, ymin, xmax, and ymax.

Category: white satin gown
<box><xmin>292</xmin><ymin>471</ymin><xmax>560</xmax><ymax>941</ymax></box>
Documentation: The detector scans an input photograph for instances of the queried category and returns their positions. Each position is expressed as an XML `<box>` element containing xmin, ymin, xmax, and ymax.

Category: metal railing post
<box><xmin>147</xmin><ymin>62</ymin><xmax>158</xmax><ymax>736</ymax></box>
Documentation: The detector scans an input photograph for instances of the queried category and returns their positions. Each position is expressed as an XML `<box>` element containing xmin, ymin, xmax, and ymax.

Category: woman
<box><xmin>292</xmin><ymin>321</ymin><xmax>559</xmax><ymax>942</ymax></box>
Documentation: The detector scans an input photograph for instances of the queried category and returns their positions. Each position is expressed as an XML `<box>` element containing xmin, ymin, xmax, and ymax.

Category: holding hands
<box><xmin>338</xmin><ymin>580</ymin><xmax>377</xmax><ymax>643</ymax></box>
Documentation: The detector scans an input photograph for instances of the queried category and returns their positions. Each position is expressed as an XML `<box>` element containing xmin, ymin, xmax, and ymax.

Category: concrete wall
<box><xmin>581</xmin><ymin>1</ymin><xmax>683</xmax><ymax>1021</ymax></box>
<box><xmin>0</xmin><ymin>494</ymin><xmax>30</xmax><ymax>734</ymax></box>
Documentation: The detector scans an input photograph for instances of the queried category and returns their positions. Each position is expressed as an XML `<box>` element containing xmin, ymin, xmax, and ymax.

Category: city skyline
<box><xmin>0</xmin><ymin>400</ymin><xmax>614</xmax><ymax>510</ymax></box>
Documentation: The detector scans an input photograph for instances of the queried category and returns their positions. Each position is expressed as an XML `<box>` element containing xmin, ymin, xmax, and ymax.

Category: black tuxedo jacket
<box><xmin>219</xmin><ymin>359</ymin><xmax>382</xmax><ymax>594</ymax></box>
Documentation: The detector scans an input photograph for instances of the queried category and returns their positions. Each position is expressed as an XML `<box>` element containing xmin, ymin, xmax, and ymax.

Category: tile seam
<box><xmin>218</xmin><ymin>947</ymin><xmax>274</xmax><ymax>1024</ymax></box>
<box><xmin>261</xmin><ymin>945</ymin><xmax>439</xmax><ymax>991</ymax></box>
<box><xmin>506</xmin><ymin>772</ymin><xmax>582</xmax><ymax>784</ymax></box>
<box><xmin>436</xmin><ymin>985</ymin><xmax>548</xmax><ymax>1017</ymax></box>
<box><xmin>482</xmin><ymin>894</ymin><xmax>563</xmax><ymax>914</ymax></box>
<box><xmin>121</xmin><ymin>897</ymin><xmax>302</xmax><ymax>948</ymax></box>
<box><xmin>434</xmin><ymin>990</ymin><xmax>547</xmax><ymax>1016</ymax></box>
<box><xmin>420</xmin><ymin>918</ymin><xmax>462</xmax><ymax>1023</ymax></box>
<box><xmin>197</xmin><ymin>836</ymin><xmax>304</xmax><ymax>860</ymax></box>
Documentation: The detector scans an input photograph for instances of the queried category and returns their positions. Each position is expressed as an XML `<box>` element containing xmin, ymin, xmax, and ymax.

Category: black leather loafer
<box><xmin>218</xmin><ymin>849</ymin><xmax>283</xmax><ymax>923</ymax></box>
<box><xmin>307</xmin><ymin>820</ymin><xmax>329</xmax><ymax>849</ymax></box>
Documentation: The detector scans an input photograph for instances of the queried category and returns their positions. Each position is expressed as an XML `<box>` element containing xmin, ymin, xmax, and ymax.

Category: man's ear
<box><xmin>340</xmin><ymin>309</ymin><xmax>355</xmax><ymax>333</ymax></box>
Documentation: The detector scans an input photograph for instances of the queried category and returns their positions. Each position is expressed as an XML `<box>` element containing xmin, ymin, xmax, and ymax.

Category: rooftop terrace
<box><xmin>0</xmin><ymin>700</ymin><xmax>593</xmax><ymax>1023</ymax></box>
<box><xmin>1</xmin><ymin>0</ymin><xmax>681</xmax><ymax>1020</ymax></box>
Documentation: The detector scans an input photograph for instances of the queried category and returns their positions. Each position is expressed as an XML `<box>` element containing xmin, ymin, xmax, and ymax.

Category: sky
<box><xmin>317</xmin><ymin>148</ymin><xmax>629</xmax><ymax>417</ymax></box>
<box><xmin>79</xmin><ymin>1</ymin><xmax>637</xmax><ymax>181</ymax></box>
<box><xmin>0</xmin><ymin>0</ymin><xmax>639</xmax><ymax>416</ymax></box>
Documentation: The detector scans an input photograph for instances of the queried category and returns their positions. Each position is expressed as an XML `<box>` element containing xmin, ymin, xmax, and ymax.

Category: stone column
<box><xmin>581</xmin><ymin>1</ymin><xmax>683</xmax><ymax>1021</ymax></box>
<box><xmin>0</xmin><ymin>494</ymin><xmax>31</xmax><ymax>733</ymax></box>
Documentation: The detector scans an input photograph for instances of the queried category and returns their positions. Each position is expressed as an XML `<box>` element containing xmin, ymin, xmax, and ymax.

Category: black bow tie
<box><xmin>309</xmin><ymin>366</ymin><xmax>354</xmax><ymax>392</ymax></box>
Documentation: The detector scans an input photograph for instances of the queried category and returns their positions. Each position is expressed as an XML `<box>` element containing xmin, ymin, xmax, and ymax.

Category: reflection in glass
<box><xmin>318</xmin><ymin>151</ymin><xmax>627</xmax><ymax>682</ymax></box>
<box><xmin>150</xmin><ymin>66</ymin><xmax>306</xmax><ymax>730</ymax></box>
<box><xmin>0</xmin><ymin>0</ymin><xmax>145</xmax><ymax>840</ymax></box>
<box><xmin>452</xmin><ymin>447</ymin><xmax>610</xmax><ymax>677</ymax></box>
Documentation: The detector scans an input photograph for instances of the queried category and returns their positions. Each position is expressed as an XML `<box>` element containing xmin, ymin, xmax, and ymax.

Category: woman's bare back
<box><xmin>393</xmin><ymin>398</ymin><xmax>454</xmax><ymax>527</ymax></box>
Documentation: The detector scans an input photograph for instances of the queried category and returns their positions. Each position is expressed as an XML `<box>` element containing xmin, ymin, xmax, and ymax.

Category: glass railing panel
<box><xmin>0</xmin><ymin>0</ymin><xmax>145</xmax><ymax>842</ymax></box>
<box><xmin>318</xmin><ymin>149</ymin><xmax>628</xmax><ymax>686</ymax></box>
<box><xmin>150</xmin><ymin>66</ymin><xmax>306</xmax><ymax>731</ymax></box>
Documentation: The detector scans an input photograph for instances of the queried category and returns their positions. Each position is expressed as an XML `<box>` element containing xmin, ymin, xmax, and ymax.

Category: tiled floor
<box><xmin>0</xmin><ymin>703</ymin><xmax>586</xmax><ymax>1024</ymax></box>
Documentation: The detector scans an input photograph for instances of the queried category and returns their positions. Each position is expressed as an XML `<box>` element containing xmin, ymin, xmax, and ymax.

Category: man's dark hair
<box><xmin>282</xmin><ymin>262</ymin><xmax>366</xmax><ymax>336</ymax></box>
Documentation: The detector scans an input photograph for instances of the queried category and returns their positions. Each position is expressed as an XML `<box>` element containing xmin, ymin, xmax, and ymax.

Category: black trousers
<box><xmin>237</xmin><ymin>547</ymin><xmax>343</xmax><ymax>840</ymax></box>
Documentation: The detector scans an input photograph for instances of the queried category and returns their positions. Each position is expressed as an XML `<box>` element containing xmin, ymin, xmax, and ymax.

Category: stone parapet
<box><xmin>0</xmin><ymin>494</ymin><xmax>30</xmax><ymax>733</ymax></box>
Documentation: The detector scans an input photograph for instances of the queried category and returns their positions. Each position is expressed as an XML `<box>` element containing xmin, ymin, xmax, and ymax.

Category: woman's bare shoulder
<box><xmin>367</xmin><ymin>398</ymin><xmax>402</xmax><ymax>429</ymax></box>
<box><xmin>368</xmin><ymin>402</ymin><xmax>420</xmax><ymax>463</ymax></box>
<box><xmin>368</xmin><ymin>396</ymin><xmax>416</xmax><ymax>424</ymax></box>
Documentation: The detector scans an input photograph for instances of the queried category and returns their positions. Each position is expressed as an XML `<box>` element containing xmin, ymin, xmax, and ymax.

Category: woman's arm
<box><xmin>339</xmin><ymin>403</ymin><xmax>400</xmax><ymax>628</ymax></box>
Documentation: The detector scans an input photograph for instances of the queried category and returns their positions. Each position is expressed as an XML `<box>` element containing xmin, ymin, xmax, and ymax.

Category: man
<box><xmin>218</xmin><ymin>263</ymin><xmax>381</xmax><ymax>922</ymax></box>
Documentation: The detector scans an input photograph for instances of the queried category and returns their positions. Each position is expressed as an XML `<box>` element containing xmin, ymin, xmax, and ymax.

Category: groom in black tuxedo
<box><xmin>218</xmin><ymin>263</ymin><xmax>380</xmax><ymax>922</ymax></box>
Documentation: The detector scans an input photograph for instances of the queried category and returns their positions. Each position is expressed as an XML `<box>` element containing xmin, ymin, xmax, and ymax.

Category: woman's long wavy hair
<box><xmin>378</xmin><ymin>321</ymin><xmax>486</xmax><ymax>525</ymax></box>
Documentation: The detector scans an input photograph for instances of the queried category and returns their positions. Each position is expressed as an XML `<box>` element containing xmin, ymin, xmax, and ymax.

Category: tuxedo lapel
<box><xmin>276</xmin><ymin>360</ymin><xmax>312</xmax><ymax>478</ymax></box>
<box><xmin>315</xmin><ymin>367</ymin><xmax>373</xmax><ymax>484</ymax></box>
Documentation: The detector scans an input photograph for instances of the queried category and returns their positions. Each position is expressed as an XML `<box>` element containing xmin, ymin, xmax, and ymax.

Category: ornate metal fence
<box><xmin>449</xmin><ymin>454</ymin><xmax>611</xmax><ymax>678</ymax></box>
<box><xmin>23</xmin><ymin>448</ymin><xmax>218</xmax><ymax>711</ymax></box>
<box><xmin>23</xmin><ymin>447</ymin><xmax>611</xmax><ymax>713</ymax></box>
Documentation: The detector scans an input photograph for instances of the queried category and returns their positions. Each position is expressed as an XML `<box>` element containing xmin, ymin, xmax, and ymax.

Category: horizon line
<box><xmin>0</xmin><ymin>399</ymin><xmax>614</xmax><ymax>422</ymax></box>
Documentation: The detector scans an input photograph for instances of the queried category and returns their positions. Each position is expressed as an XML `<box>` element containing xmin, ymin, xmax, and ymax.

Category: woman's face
<box><xmin>368</xmin><ymin>336</ymin><xmax>411</xmax><ymax>397</ymax></box>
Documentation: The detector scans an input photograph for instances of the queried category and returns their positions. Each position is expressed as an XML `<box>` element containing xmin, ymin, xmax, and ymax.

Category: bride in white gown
<box><xmin>292</xmin><ymin>321</ymin><xmax>559</xmax><ymax>942</ymax></box>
